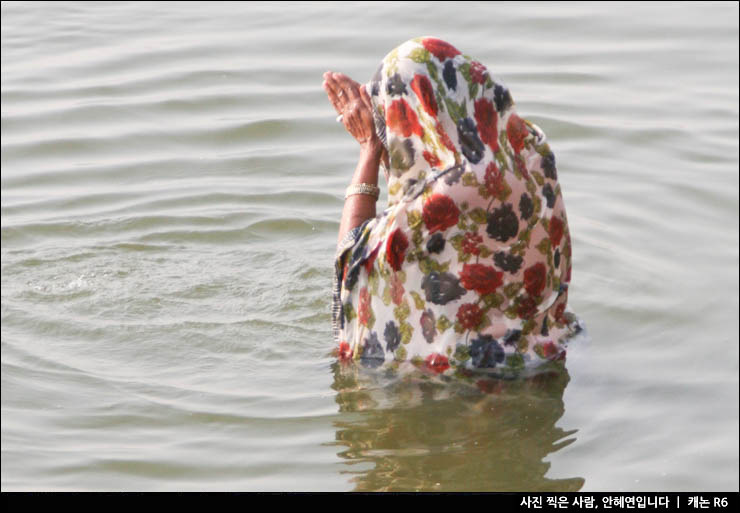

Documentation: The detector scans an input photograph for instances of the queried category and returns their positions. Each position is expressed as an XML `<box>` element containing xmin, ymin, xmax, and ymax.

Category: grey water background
<box><xmin>1</xmin><ymin>1</ymin><xmax>738</xmax><ymax>491</ymax></box>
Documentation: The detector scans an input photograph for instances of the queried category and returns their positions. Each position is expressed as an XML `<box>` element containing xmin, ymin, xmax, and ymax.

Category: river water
<box><xmin>2</xmin><ymin>1</ymin><xmax>738</xmax><ymax>491</ymax></box>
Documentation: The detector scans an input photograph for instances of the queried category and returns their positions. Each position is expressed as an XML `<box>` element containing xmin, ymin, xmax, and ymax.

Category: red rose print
<box><xmin>517</xmin><ymin>296</ymin><xmax>538</xmax><ymax>319</ymax></box>
<box><xmin>470</xmin><ymin>61</ymin><xmax>487</xmax><ymax>84</ymax></box>
<box><xmin>387</xmin><ymin>98</ymin><xmax>424</xmax><ymax>138</ymax></box>
<box><xmin>506</xmin><ymin>113</ymin><xmax>528</xmax><ymax>153</ymax></box>
<box><xmin>459</xmin><ymin>263</ymin><xmax>504</xmax><ymax>295</ymax></box>
<box><xmin>421</xmin><ymin>38</ymin><xmax>461</xmax><ymax>61</ymax></box>
<box><xmin>358</xmin><ymin>287</ymin><xmax>371</xmax><ymax>326</ymax></box>
<box><xmin>337</xmin><ymin>341</ymin><xmax>353</xmax><ymax>361</ymax></box>
<box><xmin>542</xmin><ymin>341</ymin><xmax>565</xmax><ymax>361</ymax></box>
<box><xmin>474</xmin><ymin>98</ymin><xmax>498</xmax><ymax>152</ymax></box>
<box><xmin>436</xmin><ymin>122</ymin><xmax>457</xmax><ymax>153</ymax></box>
<box><xmin>523</xmin><ymin>262</ymin><xmax>547</xmax><ymax>297</ymax></box>
<box><xmin>411</xmin><ymin>74</ymin><xmax>438</xmax><ymax>117</ymax></box>
<box><xmin>456</xmin><ymin>302</ymin><xmax>483</xmax><ymax>330</ymax></box>
<box><xmin>484</xmin><ymin>162</ymin><xmax>504</xmax><ymax>197</ymax></box>
<box><xmin>462</xmin><ymin>231</ymin><xmax>483</xmax><ymax>255</ymax></box>
<box><xmin>363</xmin><ymin>244</ymin><xmax>380</xmax><ymax>274</ymax></box>
<box><xmin>385</xmin><ymin>228</ymin><xmax>409</xmax><ymax>272</ymax></box>
<box><xmin>549</xmin><ymin>216</ymin><xmax>564</xmax><ymax>247</ymax></box>
<box><xmin>390</xmin><ymin>271</ymin><xmax>405</xmax><ymax>306</ymax></box>
<box><xmin>424</xmin><ymin>353</ymin><xmax>450</xmax><ymax>374</ymax></box>
<box><xmin>422</xmin><ymin>194</ymin><xmax>460</xmax><ymax>233</ymax></box>
<box><xmin>422</xmin><ymin>150</ymin><xmax>441</xmax><ymax>167</ymax></box>
<box><xmin>565</xmin><ymin>265</ymin><xmax>572</xmax><ymax>283</ymax></box>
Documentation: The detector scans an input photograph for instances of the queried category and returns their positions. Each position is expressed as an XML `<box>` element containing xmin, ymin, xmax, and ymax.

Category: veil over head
<box><xmin>333</xmin><ymin>37</ymin><xmax>580</xmax><ymax>375</ymax></box>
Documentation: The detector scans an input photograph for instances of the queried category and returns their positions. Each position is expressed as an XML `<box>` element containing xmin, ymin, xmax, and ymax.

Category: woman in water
<box><xmin>324</xmin><ymin>37</ymin><xmax>580</xmax><ymax>376</ymax></box>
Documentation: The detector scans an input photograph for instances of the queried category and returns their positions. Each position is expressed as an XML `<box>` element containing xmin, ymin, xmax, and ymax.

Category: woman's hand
<box><xmin>323</xmin><ymin>71</ymin><xmax>381</xmax><ymax>153</ymax></box>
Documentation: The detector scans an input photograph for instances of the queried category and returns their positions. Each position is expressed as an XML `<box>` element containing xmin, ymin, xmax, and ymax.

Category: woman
<box><xmin>324</xmin><ymin>37</ymin><xmax>580</xmax><ymax>376</ymax></box>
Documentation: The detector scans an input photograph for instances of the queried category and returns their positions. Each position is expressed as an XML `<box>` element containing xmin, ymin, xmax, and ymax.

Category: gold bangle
<box><xmin>345</xmin><ymin>183</ymin><xmax>380</xmax><ymax>200</ymax></box>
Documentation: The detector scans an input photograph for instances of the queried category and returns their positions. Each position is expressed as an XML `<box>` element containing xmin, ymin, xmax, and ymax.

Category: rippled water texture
<box><xmin>2</xmin><ymin>1</ymin><xmax>738</xmax><ymax>491</ymax></box>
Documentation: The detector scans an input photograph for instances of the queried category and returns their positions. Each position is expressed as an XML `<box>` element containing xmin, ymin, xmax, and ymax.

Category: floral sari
<box><xmin>332</xmin><ymin>37</ymin><xmax>581</xmax><ymax>376</ymax></box>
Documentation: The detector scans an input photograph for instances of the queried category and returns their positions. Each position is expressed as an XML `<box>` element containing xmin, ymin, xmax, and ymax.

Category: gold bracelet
<box><xmin>345</xmin><ymin>183</ymin><xmax>380</xmax><ymax>200</ymax></box>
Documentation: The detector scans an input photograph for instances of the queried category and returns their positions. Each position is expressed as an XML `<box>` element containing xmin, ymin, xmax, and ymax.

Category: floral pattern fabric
<box><xmin>332</xmin><ymin>37</ymin><xmax>581</xmax><ymax>376</ymax></box>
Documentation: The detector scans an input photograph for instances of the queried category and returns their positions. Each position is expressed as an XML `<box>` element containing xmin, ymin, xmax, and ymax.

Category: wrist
<box><xmin>359</xmin><ymin>138</ymin><xmax>384</xmax><ymax>159</ymax></box>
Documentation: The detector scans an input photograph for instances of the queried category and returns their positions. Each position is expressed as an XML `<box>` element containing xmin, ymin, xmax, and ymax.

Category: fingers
<box><xmin>358</xmin><ymin>86</ymin><xmax>376</xmax><ymax>129</ymax></box>
<box><xmin>332</xmin><ymin>72</ymin><xmax>361</xmax><ymax>89</ymax></box>
<box><xmin>322</xmin><ymin>71</ymin><xmax>341</xmax><ymax>97</ymax></box>
<box><xmin>331</xmin><ymin>72</ymin><xmax>360</xmax><ymax>101</ymax></box>
<box><xmin>359</xmin><ymin>85</ymin><xmax>374</xmax><ymax>111</ymax></box>
<box><xmin>341</xmin><ymin>102</ymin><xmax>372</xmax><ymax>145</ymax></box>
<box><xmin>323</xmin><ymin>71</ymin><xmax>365</xmax><ymax>119</ymax></box>
<box><xmin>344</xmin><ymin>83</ymin><xmax>360</xmax><ymax>102</ymax></box>
<box><xmin>325</xmin><ymin>86</ymin><xmax>342</xmax><ymax>115</ymax></box>
<box><xmin>323</xmin><ymin>71</ymin><xmax>378</xmax><ymax>146</ymax></box>
<box><xmin>322</xmin><ymin>72</ymin><xmax>344</xmax><ymax>114</ymax></box>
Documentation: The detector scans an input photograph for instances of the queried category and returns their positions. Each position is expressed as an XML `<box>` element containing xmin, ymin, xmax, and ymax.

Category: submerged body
<box><xmin>330</xmin><ymin>38</ymin><xmax>580</xmax><ymax>376</ymax></box>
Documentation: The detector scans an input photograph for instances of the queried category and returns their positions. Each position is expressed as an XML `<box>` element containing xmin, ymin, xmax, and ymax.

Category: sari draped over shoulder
<box><xmin>332</xmin><ymin>37</ymin><xmax>581</xmax><ymax>375</ymax></box>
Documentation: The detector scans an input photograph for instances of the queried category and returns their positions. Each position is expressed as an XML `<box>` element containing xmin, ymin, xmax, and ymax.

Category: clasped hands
<box><xmin>322</xmin><ymin>71</ymin><xmax>388</xmax><ymax>166</ymax></box>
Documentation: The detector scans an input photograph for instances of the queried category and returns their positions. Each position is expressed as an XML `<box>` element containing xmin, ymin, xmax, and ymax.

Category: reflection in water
<box><xmin>329</xmin><ymin>362</ymin><xmax>584</xmax><ymax>491</ymax></box>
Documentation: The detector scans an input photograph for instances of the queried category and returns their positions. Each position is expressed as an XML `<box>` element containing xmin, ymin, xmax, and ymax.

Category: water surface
<box><xmin>2</xmin><ymin>1</ymin><xmax>738</xmax><ymax>491</ymax></box>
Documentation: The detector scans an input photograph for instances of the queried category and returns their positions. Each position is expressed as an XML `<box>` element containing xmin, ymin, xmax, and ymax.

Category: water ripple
<box><xmin>2</xmin><ymin>0</ymin><xmax>738</xmax><ymax>492</ymax></box>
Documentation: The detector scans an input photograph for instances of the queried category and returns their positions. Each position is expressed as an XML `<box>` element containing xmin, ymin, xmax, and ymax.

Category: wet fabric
<box><xmin>332</xmin><ymin>37</ymin><xmax>581</xmax><ymax>376</ymax></box>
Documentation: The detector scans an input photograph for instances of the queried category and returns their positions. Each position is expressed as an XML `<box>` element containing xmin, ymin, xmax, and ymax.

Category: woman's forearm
<box><xmin>337</xmin><ymin>141</ymin><xmax>384</xmax><ymax>246</ymax></box>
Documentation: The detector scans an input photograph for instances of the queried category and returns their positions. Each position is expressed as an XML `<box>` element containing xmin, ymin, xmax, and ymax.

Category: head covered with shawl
<box><xmin>334</xmin><ymin>37</ymin><xmax>580</xmax><ymax>376</ymax></box>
